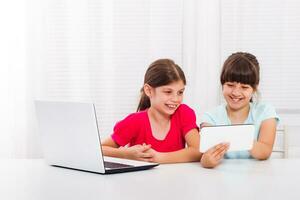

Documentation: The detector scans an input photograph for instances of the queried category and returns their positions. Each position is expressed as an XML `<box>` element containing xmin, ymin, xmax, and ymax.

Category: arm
<box><xmin>250</xmin><ymin>118</ymin><xmax>277</xmax><ymax>160</ymax></box>
<box><xmin>101</xmin><ymin>137</ymin><xmax>121</xmax><ymax>157</ymax></box>
<box><xmin>101</xmin><ymin>137</ymin><xmax>153</xmax><ymax>162</ymax></box>
<box><xmin>146</xmin><ymin>128</ymin><xmax>202</xmax><ymax>164</ymax></box>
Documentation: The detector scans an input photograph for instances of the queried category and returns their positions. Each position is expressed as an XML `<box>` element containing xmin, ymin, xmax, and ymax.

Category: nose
<box><xmin>231</xmin><ymin>85</ymin><xmax>242</xmax><ymax>96</ymax></box>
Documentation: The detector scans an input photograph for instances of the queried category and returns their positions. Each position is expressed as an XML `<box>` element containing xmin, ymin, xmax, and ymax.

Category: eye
<box><xmin>164</xmin><ymin>90</ymin><xmax>172</xmax><ymax>94</ymax></box>
<box><xmin>178</xmin><ymin>90</ymin><xmax>184</xmax><ymax>95</ymax></box>
<box><xmin>226</xmin><ymin>83</ymin><xmax>234</xmax><ymax>87</ymax></box>
<box><xmin>241</xmin><ymin>85</ymin><xmax>251</xmax><ymax>89</ymax></box>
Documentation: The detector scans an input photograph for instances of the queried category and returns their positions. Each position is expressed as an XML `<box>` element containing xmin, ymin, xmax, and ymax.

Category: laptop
<box><xmin>35</xmin><ymin>100</ymin><xmax>159</xmax><ymax>174</ymax></box>
<box><xmin>199</xmin><ymin>124</ymin><xmax>255</xmax><ymax>153</ymax></box>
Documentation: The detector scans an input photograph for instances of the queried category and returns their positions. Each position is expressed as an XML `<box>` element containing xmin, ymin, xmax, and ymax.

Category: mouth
<box><xmin>229</xmin><ymin>96</ymin><xmax>243</xmax><ymax>103</ymax></box>
<box><xmin>165</xmin><ymin>104</ymin><xmax>178</xmax><ymax>110</ymax></box>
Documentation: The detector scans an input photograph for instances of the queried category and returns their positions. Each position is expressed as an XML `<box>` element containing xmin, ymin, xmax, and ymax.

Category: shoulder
<box><xmin>251</xmin><ymin>102</ymin><xmax>280</xmax><ymax>123</ymax></box>
<box><xmin>174</xmin><ymin>104</ymin><xmax>199</xmax><ymax>134</ymax></box>
<box><xmin>176</xmin><ymin>104</ymin><xmax>195</xmax><ymax>113</ymax></box>
<box><xmin>205</xmin><ymin>104</ymin><xmax>225</xmax><ymax>117</ymax></box>
<box><xmin>112</xmin><ymin>111</ymin><xmax>147</xmax><ymax>146</ymax></box>
<box><xmin>125</xmin><ymin>111</ymin><xmax>147</xmax><ymax>120</ymax></box>
<box><xmin>201</xmin><ymin>104</ymin><xmax>227</xmax><ymax>125</ymax></box>
<box><xmin>114</xmin><ymin>111</ymin><xmax>147</xmax><ymax>129</ymax></box>
<box><xmin>174</xmin><ymin>104</ymin><xmax>197</xmax><ymax>119</ymax></box>
<box><xmin>173</xmin><ymin>104</ymin><xmax>197</xmax><ymax>122</ymax></box>
<box><xmin>251</xmin><ymin>102</ymin><xmax>276</xmax><ymax>116</ymax></box>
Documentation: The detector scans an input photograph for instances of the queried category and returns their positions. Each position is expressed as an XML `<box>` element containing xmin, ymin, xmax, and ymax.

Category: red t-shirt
<box><xmin>111</xmin><ymin>104</ymin><xmax>199</xmax><ymax>152</ymax></box>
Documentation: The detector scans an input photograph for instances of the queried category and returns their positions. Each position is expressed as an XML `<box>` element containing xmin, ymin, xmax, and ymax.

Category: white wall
<box><xmin>0</xmin><ymin>1</ymin><xmax>43</xmax><ymax>158</ymax></box>
<box><xmin>221</xmin><ymin>0</ymin><xmax>300</xmax><ymax>157</ymax></box>
<box><xmin>1</xmin><ymin>0</ymin><xmax>299</xmax><ymax>158</ymax></box>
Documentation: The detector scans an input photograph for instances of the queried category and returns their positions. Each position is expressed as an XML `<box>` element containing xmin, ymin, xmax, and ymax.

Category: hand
<box><xmin>121</xmin><ymin>143</ymin><xmax>154</xmax><ymax>162</ymax></box>
<box><xmin>144</xmin><ymin>147</ymin><xmax>163</xmax><ymax>163</ymax></box>
<box><xmin>200</xmin><ymin>143</ymin><xmax>230</xmax><ymax>168</ymax></box>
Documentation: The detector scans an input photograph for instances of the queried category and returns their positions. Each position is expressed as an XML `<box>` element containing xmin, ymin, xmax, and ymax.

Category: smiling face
<box><xmin>220</xmin><ymin>52</ymin><xmax>260</xmax><ymax>112</ymax></box>
<box><xmin>222</xmin><ymin>81</ymin><xmax>254</xmax><ymax>111</ymax></box>
<box><xmin>144</xmin><ymin>80</ymin><xmax>185</xmax><ymax>116</ymax></box>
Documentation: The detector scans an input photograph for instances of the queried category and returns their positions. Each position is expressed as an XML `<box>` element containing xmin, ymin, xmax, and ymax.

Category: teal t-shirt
<box><xmin>201</xmin><ymin>102</ymin><xmax>280</xmax><ymax>159</ymax></box>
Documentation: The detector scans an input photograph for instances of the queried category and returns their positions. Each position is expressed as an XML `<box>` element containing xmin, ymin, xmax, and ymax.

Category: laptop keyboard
<box><xmin>104</xmin><ymin>161</ymin><xmax>133</xmax><ymax>169</ymax></box>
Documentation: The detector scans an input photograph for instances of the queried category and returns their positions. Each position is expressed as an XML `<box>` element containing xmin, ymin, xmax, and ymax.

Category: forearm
<box><xmin>101</xmin><ymin>145</ymin><xmax>126</xmax><ymax>159</ymax></box>
<box><xmin>250</xmin><ymin>141</ymin><xmax>273</xmax><ymax>160</ymax></box>
<box><xmin>157</xmin><ymin>147</ymin><xmax>202</xmax><ymax>164</ymax></box>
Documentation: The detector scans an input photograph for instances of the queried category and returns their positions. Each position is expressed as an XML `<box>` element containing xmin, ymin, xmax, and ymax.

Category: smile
<box><xmin>166</xmin><ymin>104</ymin><xmax>177</xmax><ymax>109</ymax></box>
<box><xmin>230</xmin><ymin>96</ymin><xmax>243</xmax><ymax>102</ymax></box>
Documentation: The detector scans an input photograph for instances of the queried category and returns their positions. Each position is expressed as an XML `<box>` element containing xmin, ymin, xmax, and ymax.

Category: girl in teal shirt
<box><xmin>200</xmin><ymin>52</ymin><xmax>280</xmax><ymax>168</ymax></box>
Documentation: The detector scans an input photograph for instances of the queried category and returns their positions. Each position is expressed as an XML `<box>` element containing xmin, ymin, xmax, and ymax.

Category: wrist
<box><xmin>200</xmin><ymin>155</ymin><xmax>208</xmax><ymax>167</ymax></box>
<box><xmin>200</xmin><ymin>154</ymin><xmax>214</xmax><ymax>168</ymax></box>
<box><xmin>155</xmin><ymin>152</ymin><xmax>165</xmax><ymax>163</ymax></box>
<box><xmin>119</xmin><ymin>146</ymin><xmax>129</xmax><ymax>159</ymax></box>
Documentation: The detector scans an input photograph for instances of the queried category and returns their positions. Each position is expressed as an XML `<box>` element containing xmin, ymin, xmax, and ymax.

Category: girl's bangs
<box><xmin>224</xmin><ymin>59</ymin><xmax>257</xmax><ymax>86</ymax></box>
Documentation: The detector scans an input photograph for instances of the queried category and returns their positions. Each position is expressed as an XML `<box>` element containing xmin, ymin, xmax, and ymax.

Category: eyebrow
<box><xmin>226</xmin><ymin>82</ymin><xmax>250</xmax><ymax>86</ymax></box>
<box><xmin>162</xmin><ymin>87</ymin><xmax>185</xmax><ymax>91</ymax></box>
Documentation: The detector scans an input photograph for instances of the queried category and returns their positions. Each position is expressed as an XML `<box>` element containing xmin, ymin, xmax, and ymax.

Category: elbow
<box><xmin>254</xmin><ymin>150</ymin><xmax>272</xmax><ymax>160</ymax></box>
<box><xmin>256</xmin><ymin>155</ymin><xmax>270</xmax><ymax>161</ymax></box>
<box><xmin>251</xmin><ymin>142</ymin><xmax>273</xmax><ymax>160</ymax></box>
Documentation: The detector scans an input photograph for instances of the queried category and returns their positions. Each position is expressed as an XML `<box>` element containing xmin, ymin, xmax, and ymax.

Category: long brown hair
<box><xmin>220</xmin><ymin>52</ymin><xmax>260</xmax><ymax>102</ymax></box>
<box><xmin>137</xmin><ymin>59</ymin><xmax>186</xmax><ymax>111</ymax></box>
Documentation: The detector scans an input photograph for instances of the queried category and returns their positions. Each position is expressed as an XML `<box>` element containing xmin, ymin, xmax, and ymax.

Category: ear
<box><xmin>143</xmin><ymin>84</ymin><xmax>153</xmax><ymax>98</ymax></box>
<box><xmin>252</xmin><ymin>85</ymin><xmax>258</xmax><ymax>93</ymax></box>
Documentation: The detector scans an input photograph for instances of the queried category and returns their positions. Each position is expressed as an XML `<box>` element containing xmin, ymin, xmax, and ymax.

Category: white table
<box><xmin>1</xmin><ymin>159</ymin><xmax>300</xmax><ymax>200</ymax></box>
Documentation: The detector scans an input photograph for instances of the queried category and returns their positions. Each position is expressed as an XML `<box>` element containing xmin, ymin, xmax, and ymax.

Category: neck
<box><xmin>226</xmin><ymin>104</ymin><xmax>250</xmax><ymax>124</ymax></box>
<box><xmin>147</xmin><ymin>107</ymin><xmax>170</xmax><ymax>124</ymax></box>
<box><xmin>147</xmin><ymin>107</ymin><xmax>171</xmax><ymax>140</ymax></box>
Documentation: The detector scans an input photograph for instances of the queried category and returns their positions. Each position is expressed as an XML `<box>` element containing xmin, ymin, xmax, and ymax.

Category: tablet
<box><xmin>199</xmin><ymin>124</ymin><xmax>255</xmax><ymax>153</ymax></box>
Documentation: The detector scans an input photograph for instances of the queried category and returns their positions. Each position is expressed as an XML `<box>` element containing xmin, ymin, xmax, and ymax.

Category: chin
<box><xmin>165</xmin><ymin>110</ymin><xmax>176</xmax><ymax>115</ymax></box>
<box><xmin>228</xmin><ymin>102</ymin><xmax>247</xmax><ymax>111</ymax></box>
<box><xmin>163</xmin><ymin>108</ymin><xmax>177</xmax><ymax>115</ymax></box>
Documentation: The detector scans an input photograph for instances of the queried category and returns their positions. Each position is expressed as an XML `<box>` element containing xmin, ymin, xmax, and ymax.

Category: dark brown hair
<box><xmin>137</xmin><ymin>59</ymin><xmax>186</xmax><ymax>111</ymax></box>
<box><xmin>220</xmin><ymin>52</ymin><xmax>260</xmax><ymax>90</ymax></box>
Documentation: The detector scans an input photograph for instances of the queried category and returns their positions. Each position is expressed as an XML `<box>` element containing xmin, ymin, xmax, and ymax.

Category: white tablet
<box><xmin>199</xmin><ymin>124</ymin><xmax>255</xmax><ymax>153</ymax></box>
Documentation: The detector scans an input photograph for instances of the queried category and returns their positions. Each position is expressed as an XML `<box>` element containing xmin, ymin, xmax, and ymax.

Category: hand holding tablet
<box><xmin>199</xmin><ymin>124</ymin><xmax>255</xmax><ymax>153</ymax></box>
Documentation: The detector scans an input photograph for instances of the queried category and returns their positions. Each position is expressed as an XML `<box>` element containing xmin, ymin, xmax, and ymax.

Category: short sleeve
<box><xmin>111</xmin><ymin>113</ymin><xmax>139</xmax><ymax>146</ymax></box>
<box><xmin>259</xmin><ymin>103</ymin><xmax>280</xmax><ymax>125</ymax></box>
<box><xmin>177</xmin><ymin>104</ymin><xmax>199</xmax><ymax>136</ymax></box>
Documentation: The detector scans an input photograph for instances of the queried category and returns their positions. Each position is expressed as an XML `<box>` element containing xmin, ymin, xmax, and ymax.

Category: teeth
<box><xmin>231</xmin><ymin>97</ymin><xmax>241</xmax><ymax>102</ymax></box>
<box><xmin>167</xmin><ymin>104</ymin><xmax>177</xmax><ymax>108</ymax></box>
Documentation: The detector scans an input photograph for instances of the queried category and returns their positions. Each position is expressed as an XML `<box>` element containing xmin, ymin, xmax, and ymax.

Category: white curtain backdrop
<box><xmin>0</xmin><ymin>0</ymin><xmax>222</xmax><ymax>158</ymax></box>
<box><xmin>221</xmin><ymin>0</ymin><xmax>300</xmax><ymax>113</ymax></box>
<box><xmin>3</xmin><ymin>0</ymin><xmax>300</xmax><ymax>159</ymax></box>
<box><xmin>37</xmin><ymin>0</ymin><xmax>183</xmax><ymax>143</ymax></box>
<box><xmin>182</xmin><ymin>0</ymin><xmax>221</xmax><ymax>120</ymax></box>
<box><xmin>0</xmin><ymin>1</ymin><xmax>42</xmax><ymax>158</ymax></box>
<box><xmin>12</xmin><ymin>0</ymin><xmax>294</xmax><ymax>158</ymax></box>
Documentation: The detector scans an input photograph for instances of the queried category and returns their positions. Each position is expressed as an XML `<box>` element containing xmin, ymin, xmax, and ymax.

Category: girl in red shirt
<box><xmin>101</xmin><ymin>59</ymin><xmax>201</xmax><ymax>163</ymax></box>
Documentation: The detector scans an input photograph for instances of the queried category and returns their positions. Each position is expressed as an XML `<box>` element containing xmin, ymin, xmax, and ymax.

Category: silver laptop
<box><xmin>35</xmin><ymin>101</ymin><xmax>158</xmax><ymax>174</ymax></box>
